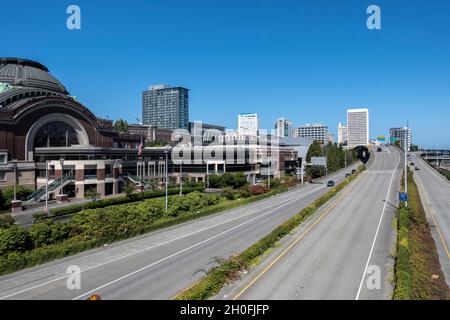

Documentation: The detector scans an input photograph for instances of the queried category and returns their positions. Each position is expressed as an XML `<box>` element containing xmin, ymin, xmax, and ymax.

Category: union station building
<box><xmin>0</xmin><ymin>58</ymin><xmax>303</xmax><ymax>208</ymax></box>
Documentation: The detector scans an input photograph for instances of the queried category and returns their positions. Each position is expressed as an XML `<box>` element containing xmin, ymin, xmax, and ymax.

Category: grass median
<box><xmin>393</xmin><ymin>170</ymin><xmax>450</xmax><ymax>300</ymax></box>
<box><xmin>175</xmin><ymin>164</ymin><xmax>366</xmax><ymax>300</ymax></box>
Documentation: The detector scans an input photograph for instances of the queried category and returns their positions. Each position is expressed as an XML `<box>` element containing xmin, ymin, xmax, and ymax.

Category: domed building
<box><xmin>0</xmin><ymin>58</ymin><xmax>137</xmax><ymax>206</ymax></box>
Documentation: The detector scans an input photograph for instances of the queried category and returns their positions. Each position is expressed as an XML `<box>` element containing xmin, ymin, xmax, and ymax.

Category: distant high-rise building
<box><xmin>338</xmin><ymin>122</ymin><xmax>348</xmax><ymax>145</ymax></box>
<box><xmin>390</xmin><ymin>127</ymin><xmax>412</xmax><ymax>151</ymax></box>
<box><xmin>142</xmin><ymin>84</ymin><xmax>189</xmax><ymax>130</ymax></box>
<box><xmin>327</xmin><ymin>132</ymin><xmax>335</xmax><ymax>144</ymax></box>
<box><xmin>295</xmin><ymin>123</ymin><xmax>328</xmax><ymax>144</ymax></box>
<box><xmin>274</xmin><ymin>118</ymin><xmax>293</xmax><ymax>138</ymax></box>
<box><xmin>347</xmin><ymin>108</ymin><xmax>369</xmax><ymax>147</ymax></box>
<box><xmin>238</xmin><ymin>113</ymin><xmax>259</xmax><ymax>136</ymax></box>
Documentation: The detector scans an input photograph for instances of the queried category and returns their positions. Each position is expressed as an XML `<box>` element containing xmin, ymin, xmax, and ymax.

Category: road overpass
<box><xmin>217</xmin><ymin>146</ymin><xmax>402</xmax><ymax>300</ymax></box>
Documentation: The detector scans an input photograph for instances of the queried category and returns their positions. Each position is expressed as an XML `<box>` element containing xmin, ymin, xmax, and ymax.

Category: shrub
<box><xmin>222</xmin><ymin>187</ymin><xmax>237</xmax><ymax>200</ymax></box>
<box><xmin>249</xmin><ymin>185</ymin><xmax>268</xmax><ymax>196</ymax></box>
<box><xmin>238</xmin><ymin>185</ymin><xmax>252</xmax><ymax>198</ymax></box>
<box><xmin>0</xmin><ymin>225</ymin><xmax>31</xmax><ymax>254</ymax></box>
<box><xmin>0</xmin><ymin>214</ymin><xmax>15</xmax><ymax>229</ymax></box>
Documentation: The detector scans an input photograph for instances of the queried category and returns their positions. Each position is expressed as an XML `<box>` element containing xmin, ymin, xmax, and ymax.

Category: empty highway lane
<box><xmin>0</xmin><ymin>163</ymin><xmax>359</xmax><ymax>300</ymax></box>
<box><xmin>220</xmin><ymin>146</ymin><xmax>401</xmax><ymax>300</ymax></box>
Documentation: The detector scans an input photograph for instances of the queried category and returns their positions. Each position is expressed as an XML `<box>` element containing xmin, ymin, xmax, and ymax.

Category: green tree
<box><xmin>85</xmin><ymin>189</ymin><xmax>101</xmax><ymax>202</ymax></box>
<box><xmin>0</xmin><ymin>225</ymin><xmax>31</xmax><ymax>254</ymax></box>
<box><xmin>114</xmin><ymin>119</ymin><xmax>128</xmax><ymax>133</ymax></box>
<box><xmin>306</xmin><ymin>140</ymin><xmax>325</xmax><ymax>178</ymax></box>
<box><xmin>124</xmin><ymin>182</ymin><xmax>135</xmax><ymax>199</ymax></box>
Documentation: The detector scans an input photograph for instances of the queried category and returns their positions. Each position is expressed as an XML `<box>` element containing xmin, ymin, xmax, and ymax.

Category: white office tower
<box><xmin>338</xmin><ymin>122</ymin><xmax>348</xmax><ymax>145</ymax></box>
<box><xmin>347</xmin><ymin>108</ymin><xmax>369</xmax><ymax>147</ymax></box>
<box><xmin>275</xmin><ymin>118</ymin><xmax>293</xmax><ymax>138</ymax></box>
<box><xmin>238</xmin><ymin>113</ymin><xmax>259</xmax><ymax>136</ymax></box>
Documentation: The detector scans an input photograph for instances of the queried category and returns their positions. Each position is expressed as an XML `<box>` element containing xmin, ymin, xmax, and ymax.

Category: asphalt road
<box><xmin>219</xmin><ymin>146</ymin><xmax>401</xmax><ymax>300</ymax></box>
<box><xmin>0</xmin><ymin>162</ymin><xmax>360</xmax><ymax>300</ymax></box>
<box><xmin>411</xmin><ymin>154</ymin><xmax>450</xmax><ymax>285</ymax></box>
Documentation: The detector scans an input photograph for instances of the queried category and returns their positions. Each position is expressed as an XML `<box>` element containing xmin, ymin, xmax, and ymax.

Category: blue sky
<box><xmin>1</xmin><ymin>0</ymin><xmax>449</xmax><ymax>148</ymax></box>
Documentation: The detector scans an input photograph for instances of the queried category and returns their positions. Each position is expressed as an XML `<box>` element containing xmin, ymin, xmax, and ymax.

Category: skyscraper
<box><xmin>142</xmin><ymin>84</ymin><xmax>189</xmax><ymax>130</ymax></box>
<box><xmin>238</xmin><ymin>113</ymin><xmax>259</xmax><ymax>136</ymax></box>
<box><xmin>347</xmin><ymin>108</ymin><xmax>369</xmax><ymax>147</ymax></box>
<box><xmin>390</xmin><ymin>127</ymin><xmax>412</xmax><ymax>151</ymax></box>
<box><xmin>295</xmin><ymin>123</ymin><xmax>328</xmax><ymax>144</ymax></box>
<box><xmin>274</xmin><ymin>118</ymin><xmax>293</xmax><ymax>138</ymax></box>
<box><xmin>338</xmin><ymin>122</ymin><xmax>348</xmax><ymax>145</ymax></box>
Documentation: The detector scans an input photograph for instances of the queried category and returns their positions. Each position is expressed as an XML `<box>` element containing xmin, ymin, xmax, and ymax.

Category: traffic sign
<box><xmin>399</xmin><ymin>192</ymin><xmax>408</xmax><ymax>202</ymax></box>
<box><xmin>311</xmin><ymin>157</ymin><xmax>327</xmax><ymax>166</ymax></box>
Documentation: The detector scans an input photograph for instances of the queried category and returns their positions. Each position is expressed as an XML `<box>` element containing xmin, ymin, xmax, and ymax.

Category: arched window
<box><xmin>33</xmin><ymin>121</ymin><xmax>79</xmax><ymax>148</ymax></box>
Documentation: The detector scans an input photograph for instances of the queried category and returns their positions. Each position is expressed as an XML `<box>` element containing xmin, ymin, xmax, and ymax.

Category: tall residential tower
<box><xmin>142</xmin><ymin>84</ymin><xmax>189</xmax><ymax>130</ymax></box>
<box><xmin>347</xmin><ymin>108</ymin><xmax>369</xmax><ymax>147</ymax></box>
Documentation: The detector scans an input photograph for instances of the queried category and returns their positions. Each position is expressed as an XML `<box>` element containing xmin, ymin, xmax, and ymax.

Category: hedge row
<box><xmin>176</xmin><ymin>164</ymin><xmax>366</xmax><ymax>300</ymax></box>
<box><xmin>0</xmin><ymin>185</ymin><xmax>290</xmax><ymax>276</ymax></box>
<box><xmin>32</xmin><ymin>186</ymin><xmax>205</xmax><ymax>220</ymax></box>
<box><xmin>393</xmin><ymin>170</ymin><xmax>450</xmax><ymax>300</ymax></box>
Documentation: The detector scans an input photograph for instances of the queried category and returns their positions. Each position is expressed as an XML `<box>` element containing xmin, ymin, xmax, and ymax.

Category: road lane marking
<box><xmin>355</xmin><ymin>151</ymin><xmax>401</xmax><ymax>300</ymax></box>
<box><xmin>71</xmin><ymin>185</ymin><xmax>332</xmax><ymax>300</ymax></box>
<box><xmin>232</xmin><ymin>170</ymin><xmax>364</xmax><ymax>300</ymax></box>
<box><xmin>0</xmin><ymin>185</ymin><xmax>328</xmax><ymax>300</ymax></box>
<box><xmin>0</xmin><ymin>163</ymin><xmax>360</xmax><ymax>299</ymax></box>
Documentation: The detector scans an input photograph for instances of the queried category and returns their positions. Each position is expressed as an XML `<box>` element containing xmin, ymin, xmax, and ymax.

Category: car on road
<box><xmin>377</xmin><ymin>147</ymin><xmax>382</xmax><ymax>152</ymax></box>
<box><xmin>327</xmin><ymin>180</ymin><xmax>335</xmax><ymax>187</ymax></box>
<box><xmin>410</xmin><ymin>162</ymin><xmax>415</xmax><ymax>166</ymax></box>
<box><xmin>415</xmin><ymin>166</ymin><xmax>420</xmax><ymax>171</ymax></box>
<box><xmin>351</xmin><ymin>169</ymin><xmax>356</xmax><ymax>174</ymax></box>
<box><xmin>345</xmin><ymin>173</ymin><xmax>351</xmax><ymax>178</ymax></box>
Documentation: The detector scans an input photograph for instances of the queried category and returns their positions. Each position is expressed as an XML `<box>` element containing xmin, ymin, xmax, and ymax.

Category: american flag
<box><xmin>138</xmin><ymin>136</ymin><xmax>143</xmax><ymax>157</ymax></box>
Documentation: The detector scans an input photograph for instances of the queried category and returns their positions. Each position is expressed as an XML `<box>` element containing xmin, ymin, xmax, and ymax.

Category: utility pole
<box><xmin>267</xmin><ymin>161</ymin><xmax>271</xmax><ymax>189</ymax></box>
<box><xmin>404</xmin><ymin>122</ymin><xmax>408</xmax><ymax>208</ymax></box>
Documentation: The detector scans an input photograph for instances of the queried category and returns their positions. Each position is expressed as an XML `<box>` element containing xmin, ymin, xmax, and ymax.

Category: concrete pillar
<box><xmin>76</xmin><ymin>184</ymin><xmax>85</xmax><ymax>199</ymax></box>
<box><xmin>11</xmin><ymin>200</ymin><xmax>23</xmax><ymax>214</ymax></box>
<box><xmin>97</xmin><ymin>182</ymin><xmax>105</xmax><ymax>197</ymax></box>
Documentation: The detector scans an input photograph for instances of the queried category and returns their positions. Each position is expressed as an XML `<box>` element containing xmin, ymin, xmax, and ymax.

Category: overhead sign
<box><xmin>399</xmin><ymin>192</ymin><xmax>408</xmax><ymax>202</ymax></box>
<box><xmin>376</xmin><ymin>136</ymin><xmax>385</xmax><ymax>142</ymax></box>
<box><xmin>311</xmin><ymin>157</ymin><xmax>327</xmax><ymax>166</ymax></box>
<box><xmin>390</xmin><ymin>137</ymin><xmax>398</xmax><ymax>143</ymax></box>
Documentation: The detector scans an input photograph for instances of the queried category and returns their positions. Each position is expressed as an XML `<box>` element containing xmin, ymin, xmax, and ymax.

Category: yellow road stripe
<box><xmin>232</xmin><ymin>173</ymin><xmax>363</xmax><ymax>300</ymax></box>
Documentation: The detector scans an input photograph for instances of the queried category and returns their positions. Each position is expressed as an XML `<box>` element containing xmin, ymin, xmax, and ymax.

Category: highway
<box><xmin>218</xmin><ymin>146</ymin><xmax>401</xmax><ymax>300</ymax></box>
<box><xmin>0</xmin><ymin>162</ymin><xmax>360</xmax><ymax>300</ymax></box>
<box><xmin>411</xmin><ymin>154</ymin><xmax>450</xmax><ymax>285</ymax></box>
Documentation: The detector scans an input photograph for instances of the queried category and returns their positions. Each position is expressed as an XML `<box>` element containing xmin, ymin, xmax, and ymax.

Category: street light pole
<box><xmin>45</xmin><ymin>160</ymin><xmax>48</xmax><ymax>212</ymax></box>
<box><xmin>404</xmin><ymin>123</ymin><xmax>408</xmax><ymax>208</ymax></box>
<box><xmin>13</xmin><ymin>159</ymin><xmax>17</xmax><ymax>201</ymax></box>
<box><xmin>165</xmin><ymin>150</ymin><xmax>168</xmax><ymax>212</ymax></box>
<box><xmin>179</xmin><ymin>161</ymin><xmax>183</xmax><ymax>196</ymax></box>
<box><xmin>268</xmin><ymin>161</ymin><xmax>271</xmax><ymax>189</ymax></box>
<box><xmin>59</xmin><ymin>157</ymin><xmax>64</xmax><ymax>196</ymax></box>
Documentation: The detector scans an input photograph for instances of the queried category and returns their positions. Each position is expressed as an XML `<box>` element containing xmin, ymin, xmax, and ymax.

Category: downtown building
<box><xmin>0</xmin><ymin>58</ymin><xmax>306</xmax><ymax>211</ymax></box>
<box><xmin>295</xmin><ymin>123</ymin><xmax>328</xmax><ymax>144</ymax></box>
<box><xmin>142</xmin><ymin>84</ymin><xmax>189</xmax><ymax>130</ymax></box>
<box><xmin>274</xmin><ymin>118</ymin><xmax>293</xmax><ymax>138</ymax></box>
<box><xmin>347</xmin><ymin>108</ymin><xmax>369</xmax><ymax>147</ymax></box>
<box><xmin>337</xmin><ymin>122</ymin><xmax>348</xmax><ymax>145</ymax></box>
<box><xmin>238</xmin><ymin>113</ymin><xmax>259</xmax><ymax>136</ymax></box>
<box><xmin>390</xmin><ymin>127</ymin><xmax>412</xmax><ymax>151</ymax></box>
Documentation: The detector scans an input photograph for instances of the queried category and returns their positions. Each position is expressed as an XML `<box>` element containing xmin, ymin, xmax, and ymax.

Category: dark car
<box><xmin>410</xmin><ymin>162</ymin><xmax>415</xmax><ymax>166</ymax></box>
<box><xmin>415</xmin><ymin>167</ymin><xmax>420</xmax><ymax>171</ymax></box>
<box><xmin>327</xmin><ymin>180</ymin><xmax>335</xmax><ymax>187</ymax></box>
<box><xmin>352</xmin><ymin>169</ymin><xmax>356</xmax><ymax>174</ymax></box>
<box><xmin>345</xmin><ymin>173</ymin><xmax>351</xmax><ymax>178</ymax></box>
<box><xmin>377</xmin><ymin>147</ymin><xmax>382</xmax><ymax>152</ymax></box>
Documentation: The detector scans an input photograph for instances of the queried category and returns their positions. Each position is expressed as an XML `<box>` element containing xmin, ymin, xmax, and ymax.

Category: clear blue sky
<box><xmin>2</xmin><ymin>0</ymin><xmax>449</xmax><ymax>148</ymax></box>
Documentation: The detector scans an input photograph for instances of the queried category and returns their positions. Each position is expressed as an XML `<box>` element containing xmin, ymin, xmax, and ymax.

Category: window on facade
<box><xmin>0</xmin><ymin>152</ymin><xmax>7</xmax><ymax>164</ymax></box>
<box><xmin>0</xmin><ymin>171</ymin><xmax>5</xmax><ymax>181</ymax></box>
<box><xmin>34</xmin><ymin>121</ymin><xmax>79</xmax><ymax>148</ymax></box>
